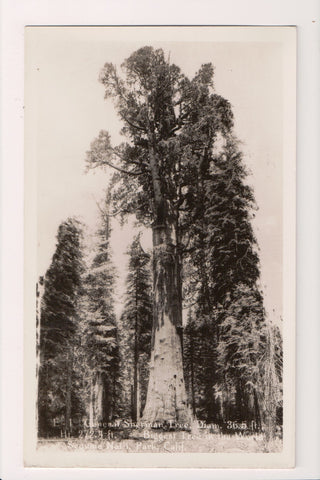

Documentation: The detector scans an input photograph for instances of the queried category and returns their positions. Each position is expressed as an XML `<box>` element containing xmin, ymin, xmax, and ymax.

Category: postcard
<box><xmin>24</xmin><ymin>25</ymin><xmax>296</xmax><ymax>468</ymax></box>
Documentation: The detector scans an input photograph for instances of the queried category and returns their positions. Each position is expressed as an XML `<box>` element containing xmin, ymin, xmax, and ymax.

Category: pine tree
<box><xmin>216</xmin><ymin>283</ymin><xmax>266</xmax><ymax>427</ymax></box>
<box><xmin>181</xmin><ymin>136</ymin><xmax>260</xmax><ymax>420</ymax></box>
<box><xmin>204</xmin><ymin>139</ymin><xmax>260</xmax><ymax>302</ymax></box>
<box><xmin>81</xmin><ymin>194</ymin><xmax>120</xmax><ymax>429</ymax></box>
<box><xmin>259</xmin><ymin>318</ymin><xmax>283</xmax><ymax>440</ymax></box>
<box><xmin>182</xmin><ymin>139</ymin><xmax>283</xmax><ymax>436</ymax></box>
<box><xmin>183</xmin><ymin>308</ymin><xmax>222</xmax><ymax>423</ymax></box>
<box><xmin>38</xmin><ymin>218</ymin><xmax>84</xmax><ymax>436</ymax></box>
<box><xmin>120</xmin><ymin>235</ymin><xmax>152</xmax><ymax>421</ymax></box>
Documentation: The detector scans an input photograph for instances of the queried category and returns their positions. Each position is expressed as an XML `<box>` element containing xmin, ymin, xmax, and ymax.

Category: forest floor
<box><xmin>38</xmin><ymin>429</ymin><xmax>282</xmax><ymax>453</ymax></box>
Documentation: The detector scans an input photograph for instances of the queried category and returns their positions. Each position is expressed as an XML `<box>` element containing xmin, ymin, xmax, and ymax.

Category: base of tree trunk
<box><xmin>142</xmin><ymin>225</ymin><xmax>192</xmax><ymax>427</ymax></box>
<box><xmin>142</xmin><ymin>318</ymin><xmax>191</xmax><ymax>426</ymax></box>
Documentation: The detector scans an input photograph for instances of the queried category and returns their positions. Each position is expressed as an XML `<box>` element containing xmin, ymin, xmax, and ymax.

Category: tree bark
<box><xmin>65</xmin><ymin>349</ymin><xmax>73</xmax><ymax>436</ymax></box>
<box><xmin>142</xmin><ymin>223</ymin><xmax>190</xmax><ymax>425</ymax></box>
<box><xmin>189</xmin><ymin>327</ymin><xmax>196</xmax><ymax>416</ymax></box>
<box><xmin>264</xmin><ymin>324</ymin><xmax>277</xmax><ymax>441</ymax></box>
<box><xmin>111</xmin><ymin>370</ymin><xmax>116</xmax><ymax>421</ymax></box>
<box><xmin>253</xmin><ymin>388</ymin><xmax>262</xmax><ymax>431</ymax></box>
<box><xmin>88</xmin><ymin>372</ymin><xmax>106</xmax><ymax>429</ymax></box>
<box><xmin>133</xmin><ymin>285</ymin><xmax>139</xmax><ymax>422</ymax></box>
<box><xmin>141</xmin><ymin>131</ymin><xmax>191</xmax><ymax>425</ymax></box>
<box><xmin>94</xmin><ymin>372</ymin><xmax>104</xmax><ymax>424</ymax></box>
<box><xmin>89</xmin><ymin>377</ymin><xmax>94</xmax><ymax>429</ymax></box>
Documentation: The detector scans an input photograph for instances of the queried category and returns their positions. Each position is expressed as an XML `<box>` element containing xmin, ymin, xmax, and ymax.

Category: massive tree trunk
<box><xmin>142</xmin><ymin>223</ymin><xmax>190</xmax><ymax>425</ymax></box>
<box><xmin>141</xmin><ymin>135</ymin><xmax>190</xmax><ymax>425</ymax></box>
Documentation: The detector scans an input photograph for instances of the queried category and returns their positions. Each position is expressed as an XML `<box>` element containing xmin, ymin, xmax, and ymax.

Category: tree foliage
<box><xmin>118</xmin><ymin>235</ymin><xmax>152</xmax><ymax>420</ymax></box>
<box><xmin>86</xmin><ymin>46</ymin><xmax>234</xmax><ymax>230</ymax></box>
<box><xmin>38</xmin><ymin>218</ymin><xmax>84</xmax><ymax>435</ymax></box>
<box><xmin>80</xmin><ymin>193</ymin><xmax>120</xmax><ymax>425</ymax></box>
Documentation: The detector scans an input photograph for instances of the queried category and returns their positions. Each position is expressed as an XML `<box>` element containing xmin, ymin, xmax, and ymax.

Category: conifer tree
<box><xmin>81</xmin><ymin>194</ymin><xmax>120</xmax><ymax>428</ymax></box>
<box><xmin>120</xmin><ymin>235</ymin><xmax>152</xmax><ymax>421</ymax></box>
<box><xmin>38</xmin><ymin>218</ymin><xmax>84</xmax><ymax>436</ymax></box>
<box><xmin>183</xmin><ymin>138</ymin><xmax>270</xmax><ymax>425</ymax></box>
<box><xmin>216</xmin><ymin>283</ymin><xmax>266</xmax><ymax>426</ymax></box>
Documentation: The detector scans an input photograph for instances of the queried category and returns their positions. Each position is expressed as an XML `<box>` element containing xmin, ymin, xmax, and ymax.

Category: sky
<box><xmin>26</xmin><ymin>26</ymin><xmax>286</xmax><ymax>322</ymax></box>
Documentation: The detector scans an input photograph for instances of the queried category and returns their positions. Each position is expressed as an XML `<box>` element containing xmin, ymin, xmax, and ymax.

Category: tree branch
<box><xmin>112</xmin><ymin>148</ymin><xmax>149</xmax><ymax>169</ymax></box>
<box><xmin>119</xmin><ymin>113</ymin><xmax>147</xmax><ymax>133</ymax></box>
<box><xmin>92</xmin><ymin>160</ymin><xmax>143</xmax><ymax>176</ymax></box>
<box><xmin>168</xmin><ymin>125</ymin><xmax>182</xmax><ymax>135</ymax></box>
<box><xmin>92</xmin><ymin>195</ymin><xmax>126</xmax><ymax>218</ymax></box>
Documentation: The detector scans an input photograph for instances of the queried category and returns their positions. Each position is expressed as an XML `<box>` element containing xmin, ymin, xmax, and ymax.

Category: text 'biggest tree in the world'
<box><xmin>86</xmin><ymin>46</ymin><xmax>276</xmax><ymax>429</ymax></box>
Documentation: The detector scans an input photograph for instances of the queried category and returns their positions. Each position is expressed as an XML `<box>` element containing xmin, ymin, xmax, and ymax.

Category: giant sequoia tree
<box><xmin>86</xmin><ymin>46</ymin><xmax>245</xmax><ymax>424</ymax></box>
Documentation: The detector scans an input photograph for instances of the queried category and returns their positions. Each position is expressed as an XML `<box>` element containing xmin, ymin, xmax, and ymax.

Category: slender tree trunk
<box><xmin>111</xmin><ymin>369</ymin><xmax>116</xmax><ymax>421</ymax></box>
<box><xmin>131</xmin><ymin>384</ymin><xmax>134</xmax><ymax>420</ymax></box>
<box><xmin>133</xmin><ymin>360</ymin><xmax>138</xmax><ymax>421</ymax></box>
<box><xmin>89</xmin><ymin>377</ymin><xmax>94</xmax><ymax>429</ymax></box>
<box><xmin>88</xmin><ymin>372</ymin><xmax>105</xmax><ymax>429</ymax></box>
<box><xmin>65</xmin><ymin>348</ymin><xmax>73</xmax><ymax>436</ymax></box>
<box><xmin>142</xmin><ymin>223</ymin><xmax>190</xmax><ymax>425</ymax></box>
<box><xmin>224</xmin><ymin>376</ymin><xmax>230</xmax><ymax>421</ymax></box>
<box><xmin>236</xmin><ymin>379</ymin><xmax>245</xmax><ymax>421</ymax></box>
<box><xmin>95</xmin><ymin>371</ymin><xmax>104</xmax><ymax>425</ymax></box>
<box><xmin>264</xmin><ymin>324</ymin><xmax>277</xmax><ymax>441</ymax></box>
<box><xmin>247</xmin><ymin>390</ymin><xmax>256</xmax><ymax>422</ymax></box>
<box><xmin>133</xmin><ymin>288</ymin><xmax>139</xmax><ymax>422</ymax></box>
<box><xmin>253</xmin><ymin>388</ymin><xmax>262</xmax><ymax>431</ymax></box>
<box><xmin>189</xmin><ymin>327</ymin><xmax>196</xmax><ymax>416</ymax></box>
<box><xmin>217</xmin><ymin>394</ymin><xmax>224</xmax><ymax>423</ymax></box>
<box><xmin>137</xmin><ymin>366</ymin><xmax>141</xmax><ymax>420</ymax></box>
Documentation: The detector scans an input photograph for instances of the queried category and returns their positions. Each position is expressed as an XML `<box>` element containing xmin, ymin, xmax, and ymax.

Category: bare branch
<box><xmin>91</xmin><ymin>194</ymin><xmax>125</xmax><ymax>218</ymax></box>
<box><xmin>93</xmin><ymin>196</ymin><xmax>107</xmax><ymax>218</ymax></box>
<box><xmin>96</xmin><ymin>159</ymin><xmax>143</xmax><ymax>176</ymax></box>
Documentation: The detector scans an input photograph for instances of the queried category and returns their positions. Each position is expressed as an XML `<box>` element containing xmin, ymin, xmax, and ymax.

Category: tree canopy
<box><xmin>86</xmin><ymin>46</ymin><xmax>234</xmax><ymax>230</ymax></box>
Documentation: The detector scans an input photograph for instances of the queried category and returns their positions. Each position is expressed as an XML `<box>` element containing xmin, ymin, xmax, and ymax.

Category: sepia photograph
<box><xmin>24</xmin><ymin>26</ymin><xmax>296</xmax><ymax>468</ymax></box>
